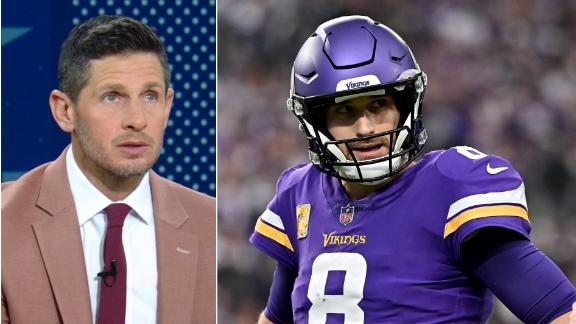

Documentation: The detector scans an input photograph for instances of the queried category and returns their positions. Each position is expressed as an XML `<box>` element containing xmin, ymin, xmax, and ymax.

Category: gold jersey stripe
<box><xmin>255</xmin><ymin>218</ymin><xmax>294</xmax><ymax>252</ymax></box>
<box><xmin>444</xmin><ymin>204</ymin><xmax>529</xmax><ymax>238</ymax></box>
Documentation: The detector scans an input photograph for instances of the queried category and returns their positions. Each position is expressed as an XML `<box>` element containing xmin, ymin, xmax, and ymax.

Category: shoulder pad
<box><xmin>435</xmin><ymin>147</ymin><xmax>530</xmax><ymax>244</ymax></box>
<box><xmin>436</xmin><ymin>146</ymin><xmax>520</xmax><ymax>183</ymax></box>
<box><xmin>275</xmin><ymin>163</ymin><xmax>317</xmax><ymax>195</ymax></box>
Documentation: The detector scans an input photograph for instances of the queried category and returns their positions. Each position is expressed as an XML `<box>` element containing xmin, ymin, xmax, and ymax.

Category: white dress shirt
<box><xmin>66</xmin><ymin>147</ymin><xmax>158</xmax><ymax>324</ymax></box>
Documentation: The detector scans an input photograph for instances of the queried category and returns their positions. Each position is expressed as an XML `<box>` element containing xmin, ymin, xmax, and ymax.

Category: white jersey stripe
<box><xmin>447</xmin><ymin>183</ymin><xmax>527</xmax><ymax>220</ymax></box>
<box><xmin>260</xmin><ymin>208</ymin><xmax>285</xmax><ymax>230</ymax></box>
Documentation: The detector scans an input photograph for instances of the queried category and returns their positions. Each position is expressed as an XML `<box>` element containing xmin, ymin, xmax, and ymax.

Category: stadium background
<box><xmin>2</xmin><ymin>0</ymin><xmax>216</xmax><ymax>197</ymax></box>
<box><xmin>218</xmin><ymin>1</ymin><xmax>576</xmax><ymax>323</ymax></box>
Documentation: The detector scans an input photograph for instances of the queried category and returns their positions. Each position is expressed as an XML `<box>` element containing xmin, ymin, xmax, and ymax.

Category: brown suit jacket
<box><xmin>1</xmin><ymin>150</ymin><xmax>216</xmax><ymax>323</ymax></box>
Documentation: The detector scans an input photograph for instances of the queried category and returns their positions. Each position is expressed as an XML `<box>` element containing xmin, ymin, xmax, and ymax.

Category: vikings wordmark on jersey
<box><xmin>251</xmin><ymin>146</ymin><xmax>530</xmax><ymax>323</ymax></box>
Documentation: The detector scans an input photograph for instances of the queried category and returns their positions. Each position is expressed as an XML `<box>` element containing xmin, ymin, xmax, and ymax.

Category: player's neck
<box><xmin>340</xmin><ymin>161</ymin><xmax>415</xmax><ymax>201</ymax></box>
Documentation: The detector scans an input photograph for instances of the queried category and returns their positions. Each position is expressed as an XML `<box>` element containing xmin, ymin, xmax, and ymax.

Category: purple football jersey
<box><xmin>250</xmin><ymin>146</ymin><xmax>531</xmax><ymax>323</ymax></box>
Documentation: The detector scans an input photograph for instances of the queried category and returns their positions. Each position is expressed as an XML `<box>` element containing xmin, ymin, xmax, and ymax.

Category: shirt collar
<box><xmin>66</xmin><ymin>146</ymin><xmax>153</xmax><ymax>226</ymax></box>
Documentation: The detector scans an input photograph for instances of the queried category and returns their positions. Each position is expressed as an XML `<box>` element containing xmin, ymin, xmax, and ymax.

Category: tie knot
<box><xmin>104</xmin><ymin>203</ymin><xmax>131</xmax><ymax>227</ymax></box>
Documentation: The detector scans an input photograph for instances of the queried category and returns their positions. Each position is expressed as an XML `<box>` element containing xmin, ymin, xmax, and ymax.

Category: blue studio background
<box><xmin>2</xmin><ymin>0</ymin><xmax>216</xmax><ymax>197</ymax></box>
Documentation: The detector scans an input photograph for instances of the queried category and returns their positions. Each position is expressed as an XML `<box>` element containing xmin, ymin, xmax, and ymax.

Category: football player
<box><xmin>250</xmin><ymin>16</ymin><xmax>576</xmax><ymax>323</ymax></box>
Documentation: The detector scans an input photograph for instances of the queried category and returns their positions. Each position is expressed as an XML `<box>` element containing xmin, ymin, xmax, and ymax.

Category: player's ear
<box><xmin>49</xmin><ymin>90</ymin><xmax>75</xmax><ymax>133</ymax></box>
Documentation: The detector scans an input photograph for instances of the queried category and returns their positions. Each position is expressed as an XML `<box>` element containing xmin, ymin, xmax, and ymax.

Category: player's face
<box><xmin>325</xmin><ymin>94</ymin><xmax>400</xmax><ymax>161</ymax></box>
<box><xmin>71</xmin><ymin>52</ymin><xmax>173</xmax><ymax>180</ymax></box>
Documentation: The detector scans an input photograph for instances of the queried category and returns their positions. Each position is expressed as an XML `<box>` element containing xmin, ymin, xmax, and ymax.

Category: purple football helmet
<box><xmin>287</xmin><ymin>15</ymin><xmax>428</xmax><ymax>183</ymax></box>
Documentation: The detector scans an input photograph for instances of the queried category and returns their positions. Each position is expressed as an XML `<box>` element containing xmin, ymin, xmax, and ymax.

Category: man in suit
<box><xmin>1</xmin><ymin>16</ymin><xmax>215</xmax><ymax>323</ymax></box>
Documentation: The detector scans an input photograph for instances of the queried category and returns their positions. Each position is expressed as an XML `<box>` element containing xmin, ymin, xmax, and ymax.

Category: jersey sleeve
<box><xmin>249</xmin><ymin>167</ymin><xmax>301</xmax><ymax>271</ymax></box>
<box><xmin>437</xmin><ymin>146</ymin><xmax>532</xmax><ymax>261</ymax></box>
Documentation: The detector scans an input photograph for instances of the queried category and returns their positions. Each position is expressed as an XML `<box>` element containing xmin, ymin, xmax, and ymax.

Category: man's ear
<box><xmin>49</xmin><ymin>90</ymin><xmax>75</xmax><ymax>132</ymax></box>
<box><xmin>163</xmin><ymin>87</ymin><xmax>175</xmax><ymax>129</ymax></box>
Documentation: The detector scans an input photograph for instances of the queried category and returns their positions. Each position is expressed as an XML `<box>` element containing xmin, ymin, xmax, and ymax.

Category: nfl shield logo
<box><xmin>339</xmin><ymin>204</ymin><xmax>355</xmax><ymax>225</ymax></box>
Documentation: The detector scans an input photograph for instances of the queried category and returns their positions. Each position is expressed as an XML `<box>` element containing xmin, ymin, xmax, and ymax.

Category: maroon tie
<box><xmin>97</xmin><ymin>203</ymin><xmax>131</xmax><ymax>324</ymax></box>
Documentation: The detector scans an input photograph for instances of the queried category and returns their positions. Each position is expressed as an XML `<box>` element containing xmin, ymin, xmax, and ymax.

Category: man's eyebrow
<box><xmin>142</xmin><ymin>81</ymin><xmax>164</xmax><ymax>90</ymax></box>
<box><xmin>95</xmin><ymin>81</ymin><xmax>165</xmax><ymax>93</ymax></box>
<box><xmin>96</xmin><ymin>83</ymin><xmax>127</xmax><ymax>92</ymax></box>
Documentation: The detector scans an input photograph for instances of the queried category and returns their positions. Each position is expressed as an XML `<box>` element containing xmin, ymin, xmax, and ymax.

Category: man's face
<box><xmin>71</xmin><ymin>52</ymin><xmax>173</xmax><ymax>179</ymax></box>
<box><xmin>325</xmin><ymin>94</ymin><xmax>400</xmax><ymax>161</ymax></box>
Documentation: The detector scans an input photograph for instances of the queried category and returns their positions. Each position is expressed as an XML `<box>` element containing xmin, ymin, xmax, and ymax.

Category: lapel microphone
<box><xmin>97</xmin><ymin>259</ymin><xmax>117</xmax><ymax>288</ymax></box>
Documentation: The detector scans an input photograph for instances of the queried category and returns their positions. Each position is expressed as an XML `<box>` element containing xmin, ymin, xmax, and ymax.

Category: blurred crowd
<box><xmin>218</xmin><ymin>1</ymin><xmax>576</xmax><ymax>323</ymax></box>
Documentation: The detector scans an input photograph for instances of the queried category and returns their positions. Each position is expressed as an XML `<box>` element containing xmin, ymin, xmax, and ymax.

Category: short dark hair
<box><xmin>58</xmin><ymin>15</ymin><xmax>171</xmax><ymax>103</ymax></box>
